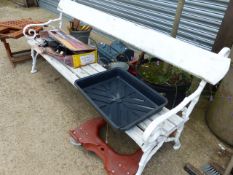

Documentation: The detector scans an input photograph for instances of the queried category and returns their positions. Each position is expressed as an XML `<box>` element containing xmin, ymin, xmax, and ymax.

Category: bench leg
<box><xmin>31</xmin><ymin>49</ymin><xmax>38</xmax><ymax>74</ymax></box>
<box><xmin>136</xmin><ymin>149</ymin><xmax>151</xmax><ymax>175</ymax></box>
<box><xmin>173</xmin><ymin>126</ymin><xmax>184</xmax><ymax>150</ymax></box>
<box><xmin>136</xmin><ymin>141</ymin><xmax>165</xmax><ymax>175</ymax></box>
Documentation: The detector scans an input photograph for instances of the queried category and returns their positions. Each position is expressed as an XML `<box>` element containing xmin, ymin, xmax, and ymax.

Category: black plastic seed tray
<box><xmin>75</xmin><ymin>68</ymin><xmax>167</xmax><ymax>131</ymax></box>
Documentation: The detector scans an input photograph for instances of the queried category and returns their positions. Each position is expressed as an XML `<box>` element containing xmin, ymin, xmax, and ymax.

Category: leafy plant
<box><xmin>138</xmin><ymin>58</ymin><xmax>192</xmax><ymax>86</ymax></box>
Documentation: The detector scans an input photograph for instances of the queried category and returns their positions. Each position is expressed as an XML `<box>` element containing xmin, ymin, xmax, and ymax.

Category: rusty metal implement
<box><xmin>70</xmin><ymin>118</ymin><xmax>143</xmax><ymax>175</ymax></box>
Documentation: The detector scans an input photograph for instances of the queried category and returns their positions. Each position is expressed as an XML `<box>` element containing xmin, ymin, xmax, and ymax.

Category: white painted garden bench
<box><xmin>23</xmin><ymin>0</ymin><xmax>231</xmax><ymax>174</ymax></box>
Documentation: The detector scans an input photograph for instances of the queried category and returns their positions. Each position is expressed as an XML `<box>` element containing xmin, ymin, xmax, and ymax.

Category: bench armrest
<box><xmin>23</xmin><ymin>13</ymin><xmax>63</xmax><ymax>39</ymax></box>
<box><xmin>143</xmin><ymin>47</ymin><xmax>230</xmax><ymax>143</ymax></box>
<box><xmin>143</xmin><ymin>80</ymin><xmax>206</xmax><ymax>142</ymax></box>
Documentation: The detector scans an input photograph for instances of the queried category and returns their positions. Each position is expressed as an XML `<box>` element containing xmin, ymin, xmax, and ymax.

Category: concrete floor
<box><xmin>0</xmin><ymin>1</ymin><xmax>232</xmax><ymax>175</ymax></box>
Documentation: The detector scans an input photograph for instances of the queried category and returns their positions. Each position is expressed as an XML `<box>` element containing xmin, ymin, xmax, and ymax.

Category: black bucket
<box><xmin>136</xmin><ymin>58</ymin><xmax>191</xmax><ymax>109</ymax></box>
<box><xmin>140</xmin><ymin>79</ymin><xmax>191</xmax><ymax>109</ymax></box>
<box><xmin>70</xmin><ymin>30</ymin><xmax>91</xmax><ymax>44</ymax></box>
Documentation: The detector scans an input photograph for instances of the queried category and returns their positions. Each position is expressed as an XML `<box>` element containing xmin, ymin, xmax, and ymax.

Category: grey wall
<box><xmin>177</xmin><ymin>0</ymin><xmax>229</xmax><ymax>50</ymax></box>
<box><xmin>38</xmin><ymin>0</ymin><xmax>229</xmax><ymax>51</ymax></box>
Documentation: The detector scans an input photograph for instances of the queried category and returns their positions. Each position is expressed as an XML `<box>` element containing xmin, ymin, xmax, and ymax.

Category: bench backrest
<box><xmin>58</xmin><ymin>0</ymin><xmax>231</xmax><ymax>85</ymax></box>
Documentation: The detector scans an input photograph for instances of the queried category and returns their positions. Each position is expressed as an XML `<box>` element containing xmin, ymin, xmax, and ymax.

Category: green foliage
<box><xmin>138</xmin><ymin>59</ymin><xmax>192</xmax><ymax>86</ymax></box>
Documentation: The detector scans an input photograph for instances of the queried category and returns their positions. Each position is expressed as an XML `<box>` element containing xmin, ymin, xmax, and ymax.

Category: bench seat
<box><xmin>28</xmin><ymin>38</ymin><xmax>186</xmax><ymax>154</ymax></box>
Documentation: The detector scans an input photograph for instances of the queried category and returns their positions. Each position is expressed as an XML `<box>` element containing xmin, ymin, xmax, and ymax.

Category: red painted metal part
<box><xmin>70</xmin><ymin>118</ymin><xmax>143</xmax><ymax>175</ymax></box>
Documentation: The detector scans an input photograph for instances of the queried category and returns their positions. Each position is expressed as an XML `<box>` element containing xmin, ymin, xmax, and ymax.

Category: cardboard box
<box><xmin>39</xmin><ymin>30</ymin><xmax>98</xmax><ymax>68</ymax></box>
<box><xmin>71</xmin><ymin>50</ymin><xmax>98</xmax><ymax>68</ymax></box>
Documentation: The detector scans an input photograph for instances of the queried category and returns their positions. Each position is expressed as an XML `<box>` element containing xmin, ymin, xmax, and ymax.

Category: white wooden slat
<box><xmin>168</xmin><ymin>115</ymin><xmax>184</xmax><ymax>127</ymax></box>
<box><xmin>125</xmin><ymin>126</ymin><xmax>144</xmax><ymax>147</ymax></box>
<box><xmin>136</xmin><ymin>108</ymin><xmax>170</xmax><ymax>131</ymax></box>
<box><xmin>80</xmin><ymin>65</ymin><xmax>99</xmax><ymax>75</ymax></box>
<box><xmin>137</xmin><ymin>119</ymin><xmax>152</xmax><ymax>131</ymax></box>
<box><xmin>162</xmin><ymin>108</ymin><xmax>169</xmax><ymax>112</ymax></box>
<box><xmin>150</xmin><ymin>108</ymin><xmax>183</xmax><ymax>127</ymax></box>
<box><xmin>151</xmin><ymin>108</ymin><xmax>184</xmax><ymax>127</ymax></box>
<box><xmin>161</xmin><ymin>120</ymin><xmax>175</xmax><ymax>134</ymax></box>
<box><xmin>150</xmin><ymin>108</ymin><xmax>167</xmax><ymax>121</ymax></box>
<box><xmin>68</xmin><ymin>63</ymin><xmax>106</xmax><ymax>78</ymax></box>
<box><xmin>89</xmin><ymin>63</ymin><xmax>106</xmax><ymax>72</ymax></box>
<box><xmin>41</xmin><ymin>54</ymin><xmax>78</xmax><ymax>85</ymax></box>
<box><xmin>58</xmin><ymin>0</ymin><xmax>231</xmax><ymax>85</ymax></box>
<box><xmin>67</xmin><ymin>66</ymin><xmax>90</xmax><ymax>78</ymax></box>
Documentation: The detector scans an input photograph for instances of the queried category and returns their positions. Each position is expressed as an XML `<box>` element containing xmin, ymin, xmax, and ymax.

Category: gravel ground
<box><xmin>0</xmin><ymin>1</ymin><xmax>232</xmax><ymax>175</ymax></box>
